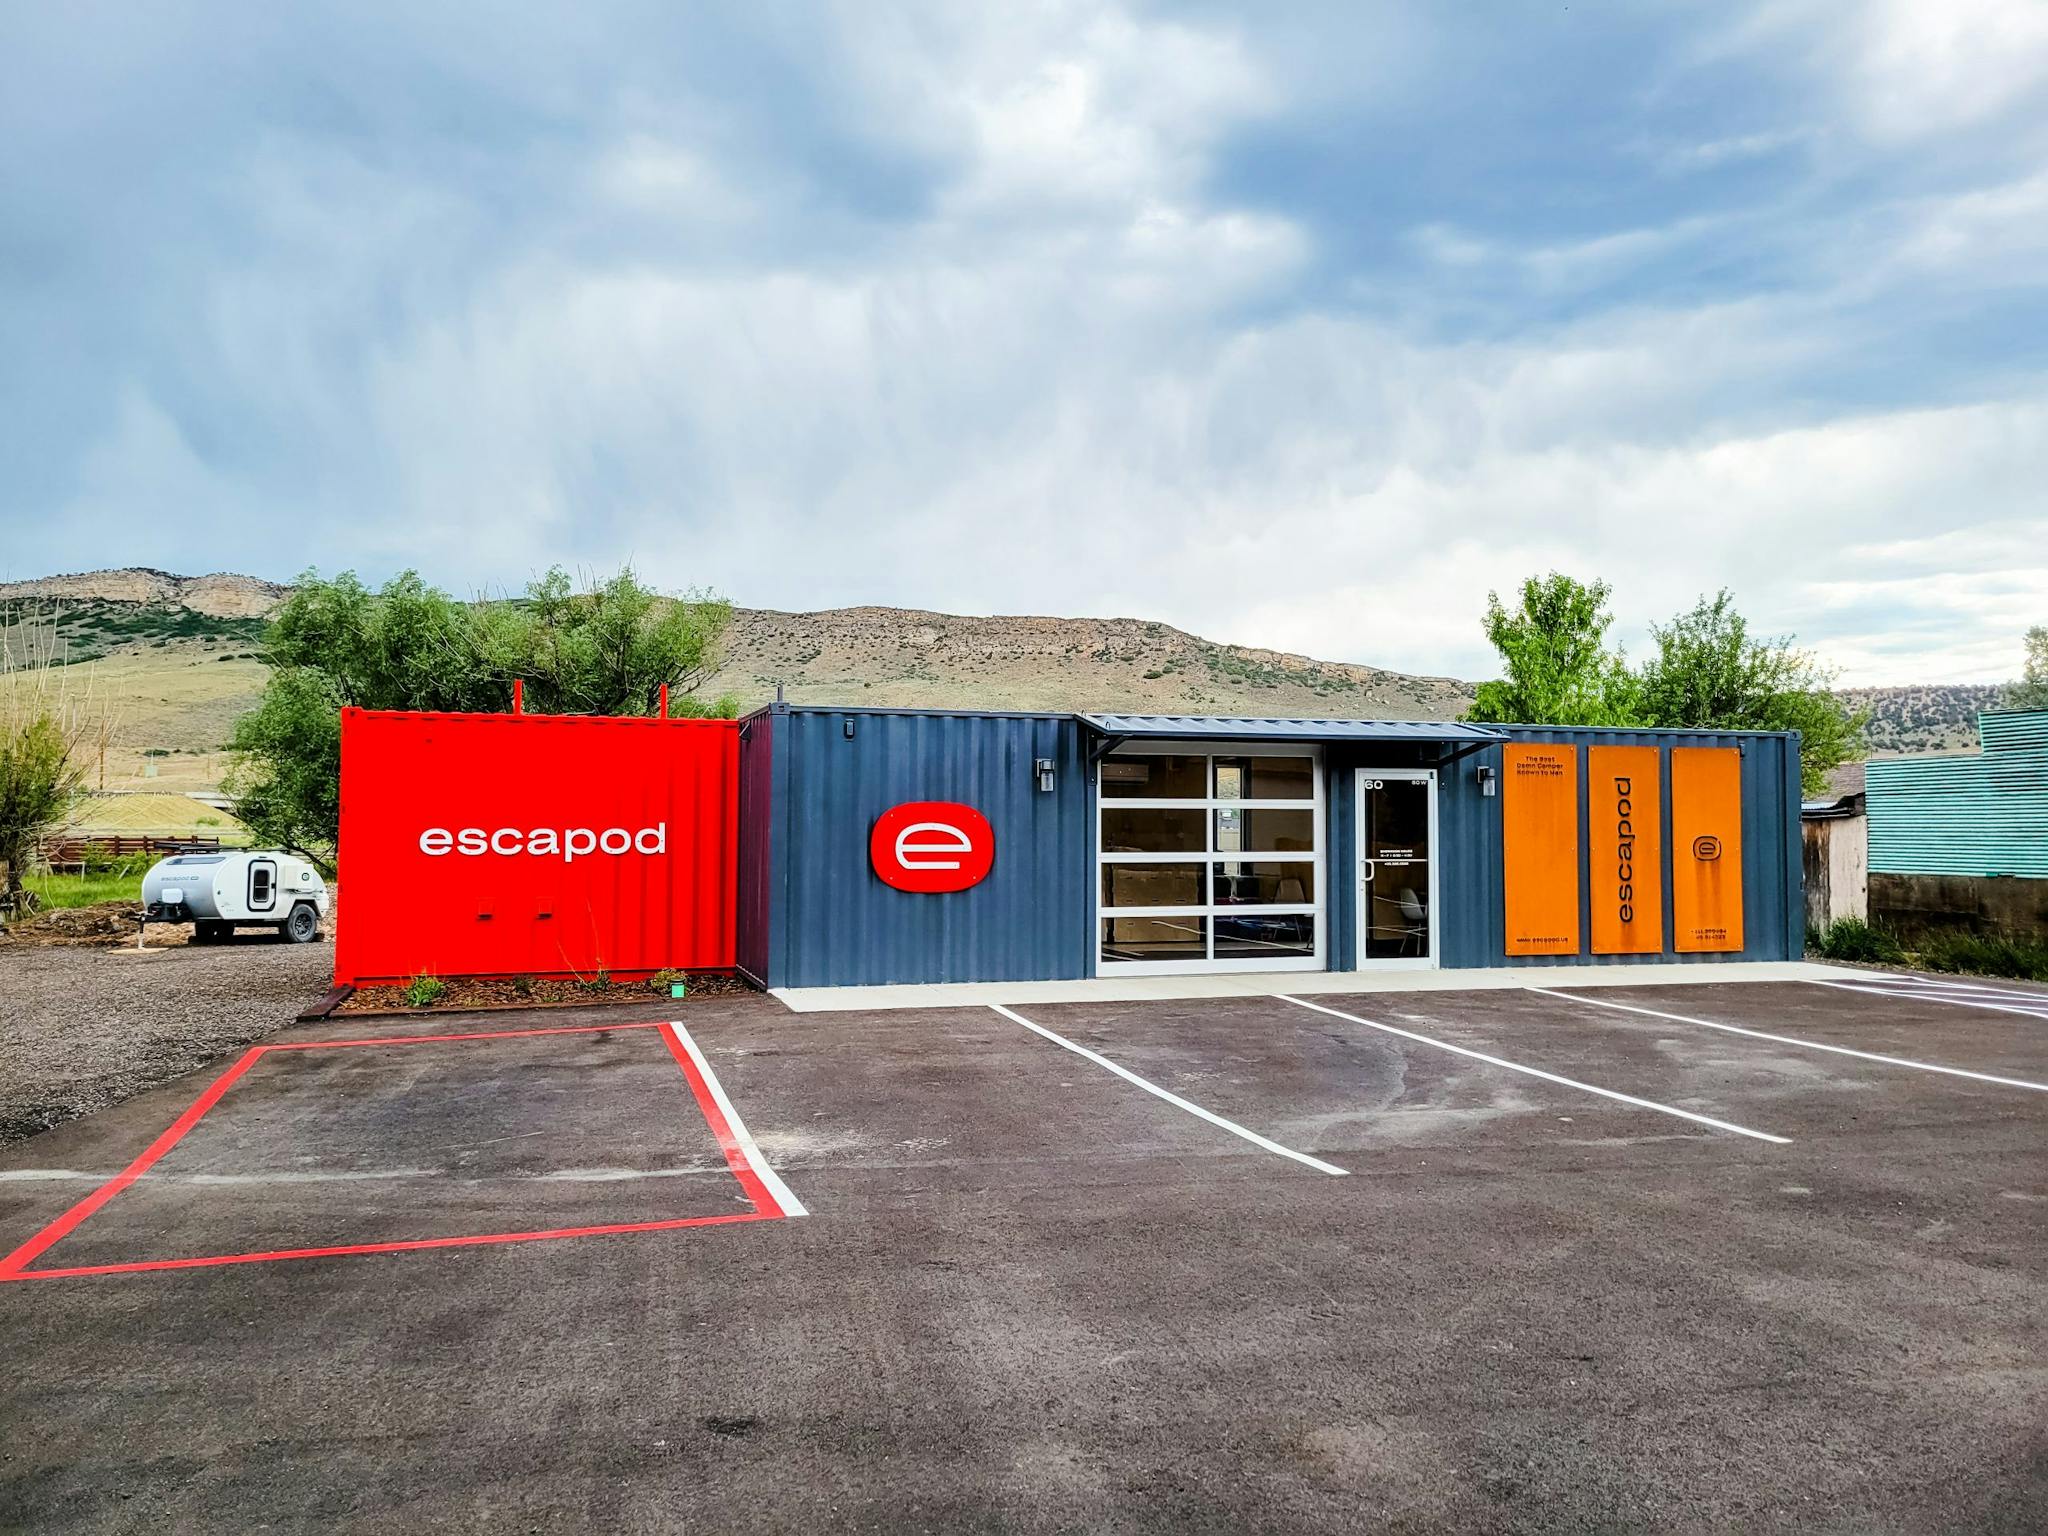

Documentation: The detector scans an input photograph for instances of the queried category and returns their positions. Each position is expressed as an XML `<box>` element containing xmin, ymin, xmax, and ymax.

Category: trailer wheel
<box><xmin>283</xmin><ymin>903</ymin><xmax>320</xmax><ymax>944</ymax></box>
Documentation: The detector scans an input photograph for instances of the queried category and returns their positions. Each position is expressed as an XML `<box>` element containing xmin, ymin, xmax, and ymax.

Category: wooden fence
<box><xmin>39</xmin><ymin>835</ymin><xmax>223</xmax><ymax>873</ymax></box>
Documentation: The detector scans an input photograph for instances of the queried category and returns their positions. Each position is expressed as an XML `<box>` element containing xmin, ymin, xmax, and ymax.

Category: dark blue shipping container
<box><xmin>737</xmin><ymin>706</ymin><xmax>1091</xmax><ymax>987</ymax></box>
<box><xmin>738</xmin><ymin>706</ymin><xmax>1803</xmax><ymax>988</ymax></box>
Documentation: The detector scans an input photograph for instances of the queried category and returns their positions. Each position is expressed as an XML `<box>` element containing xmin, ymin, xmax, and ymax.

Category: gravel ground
<box><xmin>0</xmin><ymin>934</ymin><xmax>333</xmax><ymax>1146</ymax></box>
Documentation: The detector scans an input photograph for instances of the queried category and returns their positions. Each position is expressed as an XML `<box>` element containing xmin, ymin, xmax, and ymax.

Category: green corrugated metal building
<box><xmin>1866</xmin><ymin>710</ymin><xmax>2048</xmax><ymax>879</ymax></box>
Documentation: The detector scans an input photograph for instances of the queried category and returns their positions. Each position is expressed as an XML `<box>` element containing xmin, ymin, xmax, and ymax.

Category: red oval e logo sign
<box><xmin>871</xmin><ymin>802</ymin><xmax>994</xmax><ymax>893</ymax></box>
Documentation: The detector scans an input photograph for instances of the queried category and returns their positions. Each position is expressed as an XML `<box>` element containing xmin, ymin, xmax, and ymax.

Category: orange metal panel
<box><xmin>1588</xmin><ymin>745</ymin><xmax>1663</xmax><ymax>955</ymax></box>
<box><xmin>1502</xmin><ymin>743</ymin><xmax>1580</xmax><ymax>957</ymax></box>
<box><xmin>1671</xmin><ymin>746</ymin><xmax>1744</xmax><ymax>952</ymax></box>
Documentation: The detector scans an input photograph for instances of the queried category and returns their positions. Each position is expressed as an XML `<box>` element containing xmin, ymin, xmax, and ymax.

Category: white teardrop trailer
<box><xmin>141</xmin><ymin>851</ymin><xmax>330</xmax><ymax>944</ymax></box>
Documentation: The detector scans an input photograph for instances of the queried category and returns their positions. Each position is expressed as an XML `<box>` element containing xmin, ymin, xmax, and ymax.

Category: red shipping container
<box><xmin>334</xmin><ymin>708</ymin><xmax>738</xmax><ymax>986</ymax></box>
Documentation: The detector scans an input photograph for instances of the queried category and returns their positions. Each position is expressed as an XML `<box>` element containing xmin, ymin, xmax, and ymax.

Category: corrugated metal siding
<box><xmin>734</xmin><ymin>708</ymin><xmax>778</xmax><ymax>987</ymax></box>
<box><xmin>335</xmin><ymin>708</ymin><xmax>739</xmax><ymax>984</ymax></box>
<box><xmin>1335</xmin><ymin>726</ymin><xmax>1802</xmax><ymax>969</ymax></box>
<box><xmin>1981</xmin><ymin>711</ymin><xmax>2048</xmax><ymax>755</ymax></box>
<box><xmin>769</xmin><ymin>709</ymin><xmax>1091</xmax><ymax>986</ymax></box>
<box><xmin>1867</xmin><ymin>710</ymin><xmax>2048</xmax><ymax>878</ymax></box>
<box><xmin>754</xmin><ymin>710</ymin><xmax>1804</xmax><ymax>986</ymax></box>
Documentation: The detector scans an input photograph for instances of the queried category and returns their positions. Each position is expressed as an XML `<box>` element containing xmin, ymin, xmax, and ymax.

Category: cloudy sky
<box><xmin>3</xmin><ymin>1</ymin><xmax>2045</xmax><ymax>684</ymax></box>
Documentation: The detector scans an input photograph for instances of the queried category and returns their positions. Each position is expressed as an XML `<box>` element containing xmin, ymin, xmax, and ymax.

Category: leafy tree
<box><xmin>1463</xmin><ymin>577</ymin><xmax>1864</xmax><ymax>795</ymax></box>
<box><xmin>0</xmin><ymin>715</ymin><xmax>86</xmax><ymax>914</ymax></box>
<box><xmin>0</xmin><ymin>607</ymin><xmax>108</xmax><ymax>914</ymax></box>
<box><xmin>2003</xmin><ymin>625</ymin><xmax>2048</xmax><ymax>711</ymax></box>
<box><xmin>1635</xmin><ymin>590</ymin><xmax>1864</xmax><ymax>795</ymax></box>
<box><xmin>1463</xmin><ymin>573</ymin><xmax>1640</xmax><ymax>727</ymax></box>
<box><xmin>228</xmin><ymin>567</ymin><xmax>735</xmax><ymax>868</ymax></box>
<box><xmin>519</xmin><ymin>566</ymin><xmax>732</xmax><ymax>716</ymax></box>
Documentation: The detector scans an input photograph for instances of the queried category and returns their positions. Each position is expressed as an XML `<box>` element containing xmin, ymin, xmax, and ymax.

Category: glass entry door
<box><xmin>1355</xmin><ymin>771</ymin><xmax>1437</xmax><ymax>967</ymax></box>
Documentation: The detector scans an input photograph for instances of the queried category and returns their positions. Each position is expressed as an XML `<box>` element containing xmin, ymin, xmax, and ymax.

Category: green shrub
<box><xmin>646</xmin><ymin>967</ymin><xmax>686</xmax><ymax>994</ymax></box>
<box><xmin>1810</xmin><ymin>917</ymin><xmax>1906</xmax><ymax>964</ymax></box>
<box><xmin>402</xmin><ymin>972</ymin><xmax>446</xmax><ymax>1008</ymax></box>
<box><xmin>580</xmin><ymin>968</ymin><xmax>612</xmax><ymax>993</ymax></box>
<box><xmin>510</xmin><ymin>974</ymin><xmax>534</xmax><ymax>998</ymax></box>
<box><xmin>1915</xmin><ymin>929</ymin><xmax>2048</xmax><ymax>982</ymax></box>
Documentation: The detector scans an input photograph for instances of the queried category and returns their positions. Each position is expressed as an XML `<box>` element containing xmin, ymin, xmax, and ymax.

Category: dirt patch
<box><xmin>2</xmin><ymin>891</ymin><xmax>345</xmax><ymax>950</ymax></box>
<box><xmin>0</xmin><ymin>901</ymin><xmax>191</xmax><ymax>948</ymax></box>
<box><xmin>334</xmin><ymin>971</ymin><xmax>752</xmax><ymax>1015</ymax></box>
<box><xmin>0</xmin><ymin>934</ymin><xmax>335</xmax><ymax>1147</ymax></box>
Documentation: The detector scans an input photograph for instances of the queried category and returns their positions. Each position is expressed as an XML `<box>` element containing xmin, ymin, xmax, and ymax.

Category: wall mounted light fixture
<box><xmin>1476</xmin><ymin>764</ymin><xmax>1497</xmax><ymax>797</ymax></box>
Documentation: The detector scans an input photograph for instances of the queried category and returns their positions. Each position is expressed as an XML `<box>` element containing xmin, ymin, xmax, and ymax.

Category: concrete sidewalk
<box><xmin>771</xmin><ymin>959</ymin><xmax>1869</xmax><ymax>1012</ymax></box>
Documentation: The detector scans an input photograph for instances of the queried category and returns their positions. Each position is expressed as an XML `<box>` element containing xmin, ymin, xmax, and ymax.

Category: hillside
<box><xmin>1</xmin><ymin>572</ymin><xmax>1475</xmax><ymax>797</ymax></box>
<box><xmin>0</xmin><ymin>568</ymin><xmax>285</xmax><ymax>618</ymax></box>
<box><xmin>0</xmin><ymin>569</ymin><xmax>2013</xmax><ymax>798</ymax></box>
<box><xmin>702</xmin><ymin>607</ymin><xmax>1471</xmax><ymax>717</ymax></box>
<box><xmin>1839</xmin><ymin>684</ymin><xmax>2003</xmax><ymax>757</ymax></box>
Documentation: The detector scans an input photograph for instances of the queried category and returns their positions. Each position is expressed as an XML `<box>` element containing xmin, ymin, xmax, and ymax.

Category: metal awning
<box><xmin>1077</xmin><ymin>713</ymin><xmax>1505</xmax><ymax>745</ymax></box>
<box><xmin>1077</xmin><ymin>713</ymin><xmax>1505</xmax><ymax>769</ymax></box>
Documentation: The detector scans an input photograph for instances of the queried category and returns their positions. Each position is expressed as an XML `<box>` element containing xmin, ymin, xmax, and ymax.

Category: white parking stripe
<box><xmin>1819</xmin><ymin>970</ymin><xmax>2048</xmax><ymax>1006</ymax></box>
<box><xmin>1533</xmin><ymin>988</ymin><xmax>2048</xmax><ymax>1093</ymax></box>
<box><xmin>1805</xmin><ymin>979</ymin><xmax>2048</xmax><ymax>1022</ymax></box>
<box><xmin>1842</xmin><ymin>986</ymin><xmax>2048</xmax><ymax>1021</ymax></box>
<box><xmin>1827</xmin><ymin>973</ymin><xmax>2048</xmax><ymax>1009</ymax></box>
<box><xmin>989</xmin><ymin>1004</ymin><xmax>1349</xmax><ymax>1176</ymax></box>
<box><xmin>1277</xmin><ymin>995</ymin><xmax>1791</xmax><ymax>1144</ymax></box>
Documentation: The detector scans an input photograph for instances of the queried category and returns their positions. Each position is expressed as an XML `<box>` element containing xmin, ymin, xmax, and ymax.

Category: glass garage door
<box><xmin>1097</xmin><ymin>747</ymin><xmax>1323</xmax><ymax>974</ymax></box>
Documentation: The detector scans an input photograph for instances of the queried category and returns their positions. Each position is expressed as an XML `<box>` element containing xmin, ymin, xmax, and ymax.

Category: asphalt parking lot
<box><xmin>1</xmin><ymin>975</ymin><xmax>2043</xmax><ymax>1532</ymax></box>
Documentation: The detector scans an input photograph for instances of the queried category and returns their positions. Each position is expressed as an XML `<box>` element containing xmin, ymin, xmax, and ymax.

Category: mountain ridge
<box><xmin>0</xmin><ymin>567</ymin><xmax>1473</xmax><ymax>719</ymax></box>
<box><xmin>0</xmin><ymin>568</ymin><xmax>2004</xmax><ymax>761</ymax></box>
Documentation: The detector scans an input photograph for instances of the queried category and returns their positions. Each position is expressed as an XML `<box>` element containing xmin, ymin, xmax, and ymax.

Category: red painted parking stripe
<box><xmin>0</xmin><ymin>1046</ymin><xmax>268</xmax><ymax>1280</ymax></box>
<box><xmin>657</xmin><ymin>1023</ymin><xmax>789</xmax><ymax>1217</ymax></box>
<box><xmin>3</xmin><ymin>1017</ymin><xmax>800</xmax><ymax>1283</ymax></box>
<box><xmin>2</xmin><ymin>1212</ymin><xmax>772</xmax><ymax>1281</ymax></box>
<box><xmin>265</xmin><ymin>1020</ymin><xmax>675</xmax><ymax>1050</ymax></box>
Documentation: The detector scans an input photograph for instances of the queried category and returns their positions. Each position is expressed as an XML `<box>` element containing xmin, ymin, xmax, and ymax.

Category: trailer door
<box><xmin>247</xmin><ymin>858</ymin><xmax>278</xmax><ymax>913</ymax></box>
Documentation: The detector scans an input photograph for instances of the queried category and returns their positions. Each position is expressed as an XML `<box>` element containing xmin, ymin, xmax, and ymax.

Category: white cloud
<box><xmin>1845</xmin><ymin>0</ymin><xmax>2048</xmax><ymax>142</ymax></box>
<box><xmin>322</xmin><ymin>236</ymin><xmax>2045</xmax><ymax>686</ymax></box>
<box><xmin>12</xmin><ymin>0</ymin><xmax>2048</xmax><ymax>696</ymax></box>
<box><xmin>1725</xmin><ymin>0</ymin><xmax>2048</xmax><ymax>146</ymax></box>
<box><xmin>1889</xmin><ymin>170</ymin><xmax>2048</xmax><ymax>278</ymax></box>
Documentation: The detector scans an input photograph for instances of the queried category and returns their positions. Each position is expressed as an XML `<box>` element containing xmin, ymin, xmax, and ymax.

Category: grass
<box><xmin>1808</xmin><ymin>917</ymin><xmax>1907</xmax><ymax>964</ymax></box>
<box><xmin>1916</xmin><ymin>929</ymin><xmax>2048</xmax><ymax>983</ymax></box>
<box><xmin>64</xmin><ymin>792</ymin><xmax>247</xmax><ymax>838</ymax></box>
<box><xmin>23</xmin><ymin>869</ymin><xmax>144</xmax><ymax>909</ymax></box>
<box><xmin>1810</xmin><ymin>916</ymin><xmax>2048</xmax><ymax>982</ymax></box>
<box><xmin>41</xmin><ymin>640</ymin><xmax>270</xmax><ymax>790</ymax></box>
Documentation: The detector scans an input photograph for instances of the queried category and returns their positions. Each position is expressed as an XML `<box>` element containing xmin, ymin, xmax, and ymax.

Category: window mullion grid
<box><xmin>1097</xmin><ymin>750</ymin><xmax>1322</xmax><ymax>964</ymax></box>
